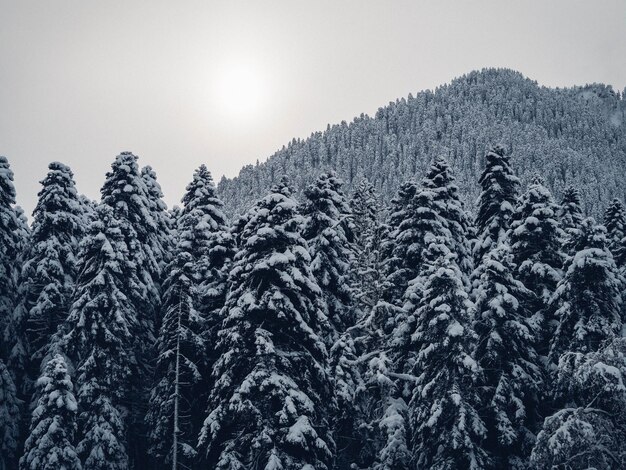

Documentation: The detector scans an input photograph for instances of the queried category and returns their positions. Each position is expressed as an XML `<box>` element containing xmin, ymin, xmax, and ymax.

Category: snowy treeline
<box><xmin>219</xmin><ymin>68</ymin><xmax>626</xmax><ymax>220</ymax></box>
<box><xmin>1</xmin><ymin>144</ymin><xmax>626</xmax><ymax>470</ymax></box>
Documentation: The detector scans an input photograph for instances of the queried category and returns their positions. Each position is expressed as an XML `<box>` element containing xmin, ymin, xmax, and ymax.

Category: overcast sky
<box><xmin>1</xmin><ymin>0</ymin><xmax>625</xmax><ymax>216</ymax></box>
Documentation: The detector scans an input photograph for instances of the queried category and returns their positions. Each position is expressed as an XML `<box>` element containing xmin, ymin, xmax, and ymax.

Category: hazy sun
<box><xmin>214</xmin><ymin>61</ymin><xmax>268</xmax><ymax>120</ymax></box>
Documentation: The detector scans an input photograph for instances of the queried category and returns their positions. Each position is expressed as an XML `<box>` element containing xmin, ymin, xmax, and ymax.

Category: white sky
<box><xmin>1</xmin><ymin>0</ymin><xmax>625</xmax><ymax>216</ymax></box>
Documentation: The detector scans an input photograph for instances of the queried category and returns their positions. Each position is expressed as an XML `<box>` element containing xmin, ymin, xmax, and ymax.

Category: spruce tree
<box><xmin>60</xmin><ymin>205</ymin><xmax>140</xmax><ymax>469</ymax></box>
<box><xmin>302</xmin><ymin>171</ymin><xmax>355</xmax><ymax>334</ymax></box>
<box><xmin>141</xmin><ymin>165</ymin><xmax>174</xmax><ymax>274</ymax></box>
<box><xmin>20</xmin><ymin>354</ymin><xmax>80</xmax><ymax>470</ymax></box>
<box><xmin>13</xmin><ymin>163</ymin><xmax>84</xmax><ymax>393</ymax></box>
<box><xmin>0</xmin><ymin>156</ymin><xmax>28</xmax><ymax>363</ymax></box>
<box><xmin>548</xmin><ymin>218</ymin><xmax>622</xmax><ymax>364</ymax></box>
<box><xmin>0</xmin><ymin>359</ymin><xmax>21</xmax><ymax>470</ymax></box>
<box><xmin>604</xmin><ymin>198</ymin><xmax>626</xmax><ymax>260</ymax></box>
<box><xmin>473</xmin><ymin>246</ymin><xmax>543</xmax><ymax>468</ymax></box>
<box><xmin>145</xmin><ymin>247</ymin><xmax>203</xmax><ymax>468</ymax></box>
<box><xmin>474</xmin><ymin>144</ymin><xmax>520</xmax><ymax>263</ymax></box>
<box><xmin>409</xmin><ymin>244</ymin><xmax>489</xmax><ymax>470</ymax></box>
<box><xmin>559</xmin><ymin>185</ymin><xmax>584</xmax><ymax>236</ymax></box>
<box><xmin>198</xmin><ymin>179</ymin><xmax>335</xmax><ymax>469</ymax></box>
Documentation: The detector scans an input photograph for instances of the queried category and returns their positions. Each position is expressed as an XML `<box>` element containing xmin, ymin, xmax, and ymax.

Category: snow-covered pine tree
<box><xmin>0</xmin><ymin>156</ymin><xmax>28</xmax><ymax>364</ymax></box>
<box><xmin>100</xmin><ymin>152</ymin><xmax>160</xmax><ymax>467</ymax></box>
<box><xmin>302</xmin><ymin>171</ymin><xmax>355</xmax><ymax>335</ymax></box>
<box><xmin>19</xmin><ymin>354</ymin><xmax>80</xmax><ymax>470</ymax></box>
<box><xmin>60</xmin><ymin>205</ymin><xmax>141</xmax><ymax>470</ymax></box>
<box><xmin>473</xmin><ymin>245</ymin><xmax>543</xmax><ymax>468</ymax></box>
<box><xmin>474</xmin><ymin>144</ymin><xmax>520</xmax><ymax>264</ymax></box>
<box><xmin>531</xmin><ymin>338</ymin><xmax>626</xmax><ymax>468</ymax></box>
<box><xmin>349</xmin><ymin>177</ymin><xmax>384</xmax><ymax>313</ymax></box>
<box><xmin>409</xmin><ymin>243</ymin><xmax>489</xmax><ymax>470</ymax></box>
<box><xmin>198</xmin><ymin>178</ymin><xmax>335</xmax><ymax>470</ymax></box>
<box><xmin>141</xmin><ymin>165</ymin><xmax>174</xmax><ymax>275</ymax></box>
<box><xmin>603</xmin><ymin>198</ymin><xmax>626</xmax><ymax>261</ymax></box>
<box><xmin>508</xmin><ymin>179</ymin><xmax>564</xmax><ymax>354</ymax></box>
<box><xmin>559</xmin><ymin>185</ymin><xmax>584</xmax><ymax>236</ymax></box>
<box><xmin>548</xmin><ymin>218</ymin><xmax>623</xmax><ymax>365</ymax></box>
<box><xmin>421</xmin><ymin>156</ymin><xmax>474</xmax><ymax>279</ymax></box>
<box><xmin>0</xmin><ymin>359</ymin><xmax>21</xmax><ymax>470</ymax></box>
<box><xmin>145</xmin><ymin>246</ymin><xmax>203</xmax><ymax>468</ymax></box>
<box><xmin>12</xmin><ymin>163</ymin><xmax>84</xmax><ymax>395</ymax></box>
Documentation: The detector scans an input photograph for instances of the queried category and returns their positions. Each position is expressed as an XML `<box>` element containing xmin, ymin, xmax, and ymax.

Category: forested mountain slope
<box><xmin>218</xmin><ymin>68</ymin><xmax>626</xmax><ymax>218</ymax></box>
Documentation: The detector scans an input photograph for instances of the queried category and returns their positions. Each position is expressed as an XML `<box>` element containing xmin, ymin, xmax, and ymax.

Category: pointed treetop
<box><xmin>182</xmin><ymin>164</ymin><xmax>218</xmax><ymax>212</ymax></box>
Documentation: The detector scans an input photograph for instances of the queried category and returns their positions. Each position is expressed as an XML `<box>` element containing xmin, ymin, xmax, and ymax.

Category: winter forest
<box><xmin>2</xmin><ymin>71</ymin><xmax>626</xmax><ymax>470</ymax></box>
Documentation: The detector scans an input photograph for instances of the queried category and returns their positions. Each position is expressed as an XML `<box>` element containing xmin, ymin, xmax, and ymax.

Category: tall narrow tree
<box><xmin>198</xmin><ymin>179</ymin><xmax>335</xmax><ymax>469</ymax></box>
<box><xmin>20</xmin><ymin>354</ymin><xmax>81</xmax><ymax>470</ymax></box>
<box><xmin>604</xmin><ymin>198</ymin><xmax>626</xmax><ymax>260</ymax></box>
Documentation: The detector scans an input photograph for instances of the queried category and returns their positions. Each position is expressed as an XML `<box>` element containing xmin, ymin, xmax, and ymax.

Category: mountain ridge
<box><xmin>217</xmin><ymin>68</ymin><xmax>626</xmax><ymax>218</ymax></box>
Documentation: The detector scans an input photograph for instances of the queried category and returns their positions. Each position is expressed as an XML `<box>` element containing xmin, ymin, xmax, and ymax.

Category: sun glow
<box><xmin>213</xmin><ymin>61</ymin><xmax>269</xmax><ymax>120</ymax></box>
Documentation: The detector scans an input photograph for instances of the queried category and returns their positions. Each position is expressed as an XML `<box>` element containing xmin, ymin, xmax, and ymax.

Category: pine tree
<box><xmin>0</xmin><ymin>156</ymin><xmax>28</xmax><ymax>363</ymax></box>
<box><xmin>473</xmin><ymin>245</ymin><xmax>543</xmax><ymax>468</ymax></box>
<box><xmin>509</xmin><ymin>179</ymin><xmax>564</xmax><ymax>356</ymax></box>
<box><xmin>474</xmin><ymin>145</ymin><xmax>520</xmax><ymax>263</ymax></box>
<box><xmin>0</xmin><ymin>359</ymin><xmax>21</xmax><ymax>470</ymax></box>
<box><xmin>349</xmin><ymin>177</ymin><xmax>384</xmax><ymax>313</ymax></box>
<box><xmin>146</xmin><ymin>247</ymin><xmax>203</xmax><ymax>468</ymax></box>
<box><xmin>20</xmin><ymin>354</ymin><xmax>81</xmax><ymax>470</ymax></box>
<box><xmin>559</xmin><ymin>185</ymin><xmax>584</xmax><ymax>237</ymax></box>
<box><xmin>531</xmin><ymin>338</ymin><xmax>626</xmax><ymax>469</ymax></box>
<box><xmin>198</xmin><ymin>179</ymin><xmax>335</xmax><ymax>470</ymax></box>
<box><xmin>141</xmin><ymin>165</ymin><xmax>174</xmax><ymax>274</ymax></box>
<box><xmin>603</xmin><ymin>198</ymin><xmax>626</xmax><ymax>260</ymax></box>
<box><xmin>13</xmin><ymin>163</ymin><xmax>84</xmax><ymax>394</ymax></box>
<box><xmin>548</xmin><ymin>218</ymin><xmax>623</xmax><ymax>365</ymax></box>
<box><xmin>302</xmin><ymin>171</ymin><xmax>355</xmax><ymax>334</ymax></box>
<box><xmin>409</xmin><ymin>244</ymin><xmax>489</xmax><ymax>470</ymax></box>
<box><xmin>60</xmin><ymin>205</ymin><xmax>140</xmax><ymax>470</ymax></box>
<box><xmin>421</xmin><ymin>156</ymin><xmax>474</xmax><ymax>278</ymax></box>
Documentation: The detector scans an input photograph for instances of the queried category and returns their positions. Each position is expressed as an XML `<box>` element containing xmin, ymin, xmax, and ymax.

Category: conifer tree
<box><xmin>473</xmin><ymin>246</ymin><xmax>543</xmax><ymax>468</ymax></box>
<box><xmin>349</xmin><ymin>177</ymin><xmax>384</xmax><ymax>313</ymax></box>
<box><xmin>141</xmin><ymin>165</ymin><xmax>174</xmax><ymax>273</ymax></box>
<box><xmin>474</xmin><ymin>145</ymin><xmax>520</xmax><ymax>263</ymax></box>
<box><xmin>13</xmin><ymin>163</ymin><xmax>84</xmax><ymax>393</ymax></box>
<box><xmin>0</xmin><ymin>359</ymin><xmax>21</xmax><ymax>470</ymax></box>
<box><xmin>146</xmin><ymin>247</ymin><xmax>203</xmax><ymax>468</ymax></box>
<box><xmin>409</xmin><ymin>244</ymin><xmax>489</xmax><ymax>470</ymax></box>
<box><xmin>509</xmin><ymin>179</ymin><xmax>564</xmax><ymax>340</ymax></box>
<box><xmin>0</xmin><ymin>156</ymin><xmax>28</xmax><ymax>363</ymax></box>
<box><xmin>604</xmin><ymin>198</ymin><xmax>626</xmax><ymax>260</ymax></box>
<box><xmin>198</xmin><ymin>179</ymin><xmax>335</xmax><ymax>470</ymax></box>
<box><xmin>559</xmin><ymin>185</ymin><xmax>584</xmax><ymax>236</ymax></box>
<box><xmin>20</xmin><ymin>354</ymin><xmax>81</xmax><ymax>470</ymax></box>
<box><xmin>60</xmin><ymin>205</ymin><xmax>140</xmax><ymax>470</ymax></box>
<box><xmin>302</xmin><ymin>171</ymin><xmax>355</xmax><ymax>334</ymax></box>
<box><xmin>548</xmin><ymin>218</ymin><xmax>622</xmax><ymax>364</ymax></box>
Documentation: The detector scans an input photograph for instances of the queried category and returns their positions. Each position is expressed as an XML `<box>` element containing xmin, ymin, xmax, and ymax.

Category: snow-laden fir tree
<box><xmin>141</xmin><ymin>165</ymin><xmax>174</xmax><ymax>275</ymax></box>
<box><xmin>20</xmin><ymin>354</ymin><xmax>80</xmax><ymax>470</ymax></box>
<box><xmin>531</xmin><ymin>338</ymin><xmax>626</xmax><ymax>469</ymax></box>
<box><xmin>59</xmin><ymin>205</ymin><xmax>141</xmax><ymax>470</ymax></box>
<box><xmin>472</xmin><ymin>245</ymin><xmax>543</xmax><ymax>468</ymax></box>
<box><xmin>409</xmin><ymin>242</ymin><xmax>489</xmax><ymax>470</ymax></box>
<box><xmin>421</xmin><ymin>156</ymin><xmax>474</xmax><ymax>278</ymax></box>
<box><xmin>145</xmin><ymin>246</ymin><xmax>203</xmax><ymax>468</ymax></box>
<box><xmin>198</xmin><ymin>178</ymin><xmax>335</xmax><ymax>470</ymax></box>
<box><xmin>474</xmin><ymin>144</ymin><xmax>520</xmax><ymax>264</ymax></box>
<box><xmin>12</xmin><ymin>163</ymin><xmax>84</xmax><ymax>395</ymax></box>
<box><xmin>301</xmin><ymin>171</ymin><xmax>355</xmax><ymax>335</ymax></box>
<box><xmin>603</xmin><ymin>198</ymin><xmax>626</xmax><ymax>261</ymax></box>
<box><xmin>559</xmin><ymin>185</ymin><xmax>584</xmax><ymax>238</ymax></box>
<box><xmin>0</xmin><ymin>156</ymin><xmax>29</xmax><ymax>365</ymax></box>
<box><xmin>349</xmin><ymin>177</ymin><xmax>384</xmax><ymax>313</ymax></box>
<box><xmin>0</xmin><ymin>359</ymin><xmax>21</xmax><ymax>470</ymax></box>
<box><xmin>100</xmin><ymin>152</ymin><xmax>162</xmax><ymax>467</ymax></box>
<box><xmin>548</xmin><ymin>218</ymin><xmax>623</xmax><ymax>365</ymax></box>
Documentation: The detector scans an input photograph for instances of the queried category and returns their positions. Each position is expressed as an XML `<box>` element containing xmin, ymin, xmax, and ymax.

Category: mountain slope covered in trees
<box><xmin>218</xmin><ymin>68</ymin><xmax>626</xmax><ymax>219</ymax></box>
